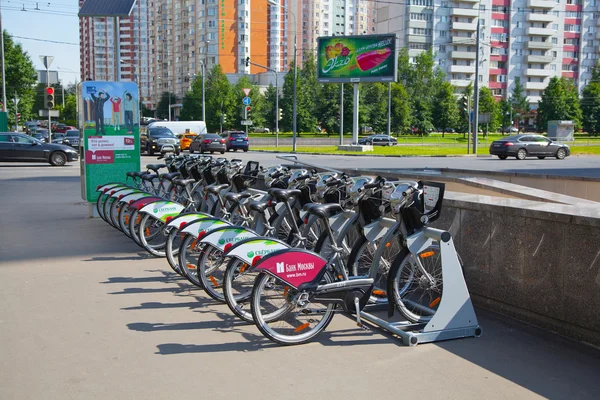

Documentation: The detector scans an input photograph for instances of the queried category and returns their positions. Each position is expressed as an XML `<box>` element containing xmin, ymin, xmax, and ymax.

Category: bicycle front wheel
<box><xmin>165</xmin><ymin>228</ymin><xmax>185</xmax><ymax>275</ymax></box>
<box><xmin>139</xmin><ymin>214</ymin><xmax>169</xmax><ymax>257</ymax></box>
<box><xmin>198</xmin><ymin>246</ymin><xmax>227</xmax><ymax>302</ymax></box>
<box><xmin>250</xmin><ymin>271</ymin><xmax>335</xmax><ymax>346</ymax></box>
<box><xmin>223</xmin><ymin>258</ymin><xmax>257</xmax><ymax>323</ymax></box>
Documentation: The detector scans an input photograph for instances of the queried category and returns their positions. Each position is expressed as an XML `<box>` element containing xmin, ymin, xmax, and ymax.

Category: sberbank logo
<box><xmin>247</xmin><ymin>248</ymin><xmax>276</xmax><ymax>258</ymax></box>
<box><xmin>219</xmin><ymin>236</ymin><xmax>252</xmax><ymax>246</ymax></box>
<box><xmin>218</xmin><ymin>238</ymin><xmax>226</xmax><ymax>245</ymax></box>
<box><xmin>154</xmin><ymin>205</ymin><xmax>178</xmax><ymax>213</ymax></box>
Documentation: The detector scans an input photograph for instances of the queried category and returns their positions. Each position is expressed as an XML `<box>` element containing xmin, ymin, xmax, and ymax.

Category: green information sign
<box><xmin>78</xmin><ymin>81</ymin><xmax>141</xmax><ymax>203</ymax></box>
<box><xmin>317</xmin><ymin>34</ymin><xmax>398</xmax><ymax>83</ymax></box>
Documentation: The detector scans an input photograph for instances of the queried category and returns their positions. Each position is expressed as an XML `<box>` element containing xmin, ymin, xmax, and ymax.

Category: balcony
<box><xmin>596</xmin><ymin>30</ymin><xmax>600</xmax><ymax>39</ymax></box>
<box><xmin>451</xmin><ymin>35</ymin><xmax>475</xmax><ymax>44</ymax></box>
<box><xmin>526</xmin><ymin>68</ymin><xmax>553</xmax><ymax>77</ymax></box>
<box><xmin>450</xmin><ymin>79</ymin><xmax>472</xmax><ymax>87</ymax></box>
<box><xmin>407</xmin><ymin>34</ymin><xmax>430</xmax><ymax>44</ymax></box>
<box><xmin>449</xmin><ymin>65</ymin><xmax>476</xmax><ymax>73</ymax></box>
<box><xmin>526</xmin><ymin>13</ymin><xmax>556</xmax><ymax>23</ymax></box>
<box><xmin>527</xmin><ymin>0</ymin><xmax>556</xmax><ymax>8</ymax></box>
<box><xmin>526</xmin><ymin>40</ymin><xmax>554</xmax><ymax>50</ymax></box>
<box><xmin>525</xmin><ymin>81</ymin><xmax>548</xmax><ymax>90</ymax></box>
<box><xmin>526</xmin><ymin>54</ymin><xmax>554</xmax><ymax>63</ymax></box>
<box><xmin>451</xmin><ymin>21</ymin><xmax>477</xmax><ymax>31</ymax></box>
<box><xmin>449</xmin><ymin>50</ymin><xmax>476</xmax><ymax>59</ymax></box>
<box><xmin>527</xmin><ymin>27</ymin><xmax>555</xmax><ymax>36</ymax></box>
<box><xmin>450</xmin><ymin>7</ymin><xmax>479</xmax><ymax>17</ymax></box>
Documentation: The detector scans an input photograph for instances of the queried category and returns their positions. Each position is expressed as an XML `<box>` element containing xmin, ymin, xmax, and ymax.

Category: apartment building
<box><xmin>79</xmin><ymin>0</ymin><xmax>152</xmax><ymax>107</ymax></box>
<box><xmin>375</xmin><ymin>0</ymin><xmax>598</xmax><ymax>108</ymax></box>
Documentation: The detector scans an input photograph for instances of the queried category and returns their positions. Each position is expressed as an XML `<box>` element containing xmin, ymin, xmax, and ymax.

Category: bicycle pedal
<box><xmin>357</xmin><ymin>323</ymin><xmax>371</xmax><ymax>331</ymax></box>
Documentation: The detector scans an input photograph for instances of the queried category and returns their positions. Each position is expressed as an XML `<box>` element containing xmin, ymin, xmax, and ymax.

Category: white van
<box><xmin>147</xmin><ymin>121</ymin><xmax>207</xmax><ymax>136</ymax></box>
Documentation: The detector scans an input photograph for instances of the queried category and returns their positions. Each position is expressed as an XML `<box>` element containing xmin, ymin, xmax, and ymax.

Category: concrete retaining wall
<box><xmin>432</xmin><ymin>193</ymin><xmax>600</xmax><ymax>347</ymax></box>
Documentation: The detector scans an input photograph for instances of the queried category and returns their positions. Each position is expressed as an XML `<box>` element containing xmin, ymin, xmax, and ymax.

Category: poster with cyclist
<box><xmin>79</xmin><ymin>81</ymin><xmax>141</xmax><ymax>203</ymax></box>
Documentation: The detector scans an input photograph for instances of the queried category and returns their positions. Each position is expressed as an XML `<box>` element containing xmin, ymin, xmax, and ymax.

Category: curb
<box><xmin>251</xmin><ymin>150</ymin><xmax>490</xmax><ymax>158</ymax></box>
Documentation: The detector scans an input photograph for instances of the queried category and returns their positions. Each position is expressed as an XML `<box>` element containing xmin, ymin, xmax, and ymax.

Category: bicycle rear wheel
<box><xmin>251</xmin><ymin>270</ymin><xmax>335</xmax><ymax>346</ymax></box>
<box><xmin>178</xmin><ymin>235</ymin><xmax>203</xmax><ymax>287</ymax></box>
<box><xmin>165</xmin><ymin>229</ymin><xmax>185</xmax><ymax>275</ymax></box>
<box><xmin>198</xmin><ymin>246</ymin><xmax>227</xmax><ymax>302</ymax></box>
<box><xmin>223</xmin><ymin>258</ymin><xmax>257</xmax><ymax>323</ymax></box>
<box><xmin>139</xmin><ymin>214</ymin><xmax>169</xmax><ymax>257</ymax></box>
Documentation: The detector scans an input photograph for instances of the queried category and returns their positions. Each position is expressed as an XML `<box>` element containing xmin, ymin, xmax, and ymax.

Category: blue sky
<box><xmin>3</xmin><ymin>1</ymin><xmax>81</xmax><ymax>85</ymax></box>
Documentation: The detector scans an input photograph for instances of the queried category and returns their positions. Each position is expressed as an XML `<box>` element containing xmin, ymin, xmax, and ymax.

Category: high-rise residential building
<box><xmin>375</xmin><ymin>0</ymin><xmax>597</xmax><ymax>110</ymax></box>
<box><xmin>78</xmin><ymin>0</ymin><xmax>152</xmax><ymax>108</ymax></box>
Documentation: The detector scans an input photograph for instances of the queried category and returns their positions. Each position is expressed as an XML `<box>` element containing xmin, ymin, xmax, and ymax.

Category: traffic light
<box><xmin>245</xmin><ymin>57</ymin><xmax>250</xmax><ymax>67</ymax></box>
<box><xmin>46</xmin><ymin>87</ymin><xmax>55</xmax><ymax>109</ymax></box>
<box><xmin>246</xmin><ymin>106</ymin><xmax>251</xmax><ymax>119</ymax></box>
<box><xmin>461</xmin><ymin>97</ymin><xmax>468</xmax><ymax>113</ymax></box>
<box><xmin>16</xmin><ymin>113</ymin><xmax>21</xmax><ymax>124</ymax></box>
<box><xmin>278</xmin><ymin>108</ymin><xmax>283</xmax><ymax>121</ymax></box>
<box><xmin>221</xmin><ymin>114</ymin><xmax>227</xmax><ymax>124</ymax></box>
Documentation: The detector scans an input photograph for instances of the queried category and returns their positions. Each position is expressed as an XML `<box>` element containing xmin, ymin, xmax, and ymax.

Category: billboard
<box><xmin>78</xmin><ymin>81</ymin><xmax>141</xmax><ymax>202</ymax></box>
<box><xmin>317</xmin><ymin>34</ymin><xmax>398</xmax><ymax>83</ymax></box>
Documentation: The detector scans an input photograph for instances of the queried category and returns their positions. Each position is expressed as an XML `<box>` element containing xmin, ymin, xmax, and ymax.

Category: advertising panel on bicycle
<box><xmin>253</xmin><ymin>250</ymin><xmax>327</xmax><ymax>288</ymax></box>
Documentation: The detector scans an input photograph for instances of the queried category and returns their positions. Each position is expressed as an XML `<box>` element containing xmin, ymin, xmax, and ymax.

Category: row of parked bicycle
<box><xmin>95</xmin><ymin>154</ymin><xmax>451</xmax><ymax>345</ymax></box>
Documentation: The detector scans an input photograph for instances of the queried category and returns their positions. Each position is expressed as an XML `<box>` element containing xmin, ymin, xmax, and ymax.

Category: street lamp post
<box><xmin>268</xmin><ymin>0</ymin><xmax>296</xmax><ymax>152</ymax></box>
<box><xmin>199</xmin><ymin>61</ymin><xmax>206</xmax><ymax>121</ymax></box>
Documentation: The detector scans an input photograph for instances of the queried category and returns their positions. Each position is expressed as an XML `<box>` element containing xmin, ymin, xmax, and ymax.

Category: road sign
<box><xmin>242</xmin><ymin>97</ymin><xmax>251</xmax><ymax>106</ymax></box>
<box><xmin>242</xmin><ymin>88</ymin><xmax>251</xmax><ymax>96</ymax></box>
<box><xmin>39</xmin><ymin>56</ymin><xmax>54</xmax><ymax>70</ymax></box>
<box><xmin>241</xmin><ymin>120</ymin><xmax>253</xmax><ymax>126</ymax></box>
<box><xmin>39</xmin><ymin>109</ymin><xmax>60</xmax><ymax>117</ymax></box>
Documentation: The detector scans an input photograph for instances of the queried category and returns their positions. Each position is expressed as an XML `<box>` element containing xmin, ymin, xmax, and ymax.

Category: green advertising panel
<box><xmin>79</xmin><ymin>81</ymin><xmax>141</xmax><ymax>202</ymax></box>
<box><xmin>317</xmin><ymin>34</ymin><xmax>398</xmax><ymax>83</ymax></box>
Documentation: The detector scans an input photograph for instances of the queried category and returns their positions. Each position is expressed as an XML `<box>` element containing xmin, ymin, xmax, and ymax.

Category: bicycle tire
<box><xmin>165</xmin><ymin>228</ymin><xmax>185</xmax><ymax>276</ymax></box>
<box><xmin>197</xmin><ymin>245</ymin><xmax>227</xmax><ymax>302</ymax></box>
<box><xmin>250</xmin><ymin>270</ymin><xmax>335</xmax><ymax>346</ymax></box>
<box><xmin>129</xmin><ymin>209</ymin><xmax>144</xmax><ymax>247</ymax></box>
<box><xmin>103</xmin><ymin>196</ymin><xmax>120</xmax><ymax>229</ymax></box>
<box><xmin>223</xmin><ymin>257</ymin><xmax>257</xmax><ymax>323</ymax></box>
<box><xmin>177</xmin><ymin>235</ymin><xmax>204</xmax><ymax>287</ymax></box>
<box><xmin>138</xmin><ymin>214</ymin><xmax>169</xmax><ymax>257</ymax></box>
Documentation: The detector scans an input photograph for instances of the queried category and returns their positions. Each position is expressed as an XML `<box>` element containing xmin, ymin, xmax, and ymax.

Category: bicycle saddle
<box><xmin>173</xmin><ymin>178</ymin><xmax>196</xmax><ymax>187</ymax></box>
<box><xmin>159</xmin><ymin>172</ymin><xmax>181</xmax><ymax>181</ymax></box>
<box><xmin>268</xmin><ymin>188</ymin><xmax>301</xmax><ymax>202</ymax></box>
<box><xmin>146</xmin><ymin>164</ymin><xmax>166</xmax><ymax>172</ymax></box>
<box><xmin>141</xmin><ymin>173</ymin><xmax>158</xmax><ymax>181</ymax></box>
<box><xmin>247</xmin><ymin>200</ymin><xmax>271</xmax><ymax>213</ymax></box>
<box><xmin>205</xmin><ymin>183</ymin><xmax>229</xmax><ymax>194</ymax></box>
<box><xmin>126</xmin><ymin>171</ymin><xmax>145</xmax><ymax>178</ymax></box>
<box><xmin>303</xmin><ymin>203</ymin><xmax>343</xmax><ymax>219</ymax></box>
<box><xmin>224</xmin><ymin>192</ymin><xmax>252</xmax><ymax>204</ymax></box>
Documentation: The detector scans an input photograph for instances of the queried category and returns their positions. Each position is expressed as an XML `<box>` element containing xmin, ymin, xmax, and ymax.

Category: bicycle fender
<box><xmin>363</xmin><ymin>217</ymin><xmax>397</xmax><ymax>243</ymax></box>
<box><xmin>329</xmin><ymin>209</ymin><xmax>357</xmax><ymax>235</ymax></box>
<box><xmin>111</xmin><ymin>187</ymin><xmax>140</xmax><ymax>199</ymax></box>
<box><xmin>198</xmin><ymin>226</ymin><xmax>258</xmax><ymax>252</ymax></box>
<box><xmin>96</xmin><ymin>183</ymin><xmax>125</xmax><ymax>193</ymax></box>
<box><xmin>180</xmin><ymin>218</ymin><xmax>231</xmax><ymax>238</ymax></box>
<box><xmin>166</xmin><ymin>212</ymin><xmax>212</xmax><ymax>230</ymax></box>
<box><xmin>121</xmin><ymin>192</ymin><xmax>156</xmax><ymax>206</ymax></box>
<box><xmin>224</xmin><ymin>237</ymin><xmax>289</xmax><ymax>266</ymax></box>
<box><xmin>406</xmin><ymin>231</ymin><xmax>434</xmax><ymax>255</ymax></box>
<box><xmin>252</xmin><ymin>249</ymin><xmax>327</xmax><ymax>290</ymax></box>
<box><xmin>140</xmin><ymin>201</ymin><xmax>185</xmax><ymax>222</ymax></box>
<box><xmin>129</xmin><ymin>196</ymin><xmax>163</xmax><ymax>211</ymax></box>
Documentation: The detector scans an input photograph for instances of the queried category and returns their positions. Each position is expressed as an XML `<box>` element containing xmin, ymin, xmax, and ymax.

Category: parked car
<box><xmin>180</xmin><ymin>132</ymin><xmax>198</xmax><ymax>151</ymax></box>
<box><xmin>357</xmin><ymin>134</ymin><xmax>398</xmax><ymax>146</ymax></box>
<box><xmin>0</xmin><ymin>132</ymin><xmax>78</xmax><ymax>166</ymax></box>
<box><xmin>489</xmin><ymin>134</ymin><xmax>570</xmax><ymax>160</ymax></box>
<box><xmin>253</xmin><ymin>127</ymin><xmax>270</xmax><ymax>133</ymax></box>
<box><xmin>189</xmin><ymin>133</ymin><xmax>226</xmax><ymax>154</ymax></box>
<box><xmin>221</xmin><ymin>130</ymin><xmax>249</xmax><ymax>152</ymax></box>
<box><xmin>503</xmin><ymin>126</ymin><xmax>519</xmax><ymax>133</ymax></box>
<box><xmin>24</xmin><ymin>122</ymin><xmax>38</xmax><ymax>134</ymax></box>
<box><xmin>32</xmin><ymin>129</ymin><xmax>49</xmax><ymax>143</ymax></box>
<box><xmin>140</xmin><ymin>126</ymin><xmax>181</xmax><ymax>155</ymax></box>
<box><xmin>53</xmin><ymin>129</ymin><xmax>80</xmax><ymax>148</ymax></box>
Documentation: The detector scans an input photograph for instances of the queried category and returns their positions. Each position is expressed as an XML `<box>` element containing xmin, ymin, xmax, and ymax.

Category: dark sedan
<box><xmin>357</xmin><ymin>134</ymin><xmax>398</xmax><ymax>146</ymax></box>
<box><xmin>52</xmin><ymin>129</ymin><xmax>80</xmax><ymax>148</ymax></box>
<box><xmin>489</xmin><ymin>134</ymin><xmax>570</xmax><ymax>160</ymax></box>
<box><xmin>0</xmin><ymin>132</ymin><xmax>79</xmax><ymax>166</ymax></box>
<box><xmin>189</xmin><ymin>133</ymin><xmax>226</xmax><ymax>154</ymax></box>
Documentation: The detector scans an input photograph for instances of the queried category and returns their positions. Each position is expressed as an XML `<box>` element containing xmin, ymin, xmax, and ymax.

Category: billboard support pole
<box><xmin>387</xmin><ymin>82</ymin><xmax>392</xmax><ymax>137</ymax></box>
<box><xmin>339</xmin><ymin>83</ymin><xmax>344</xmax><ymax>145</ymax></box>
<box><xmin>352</xmin><ymin>83</ymin><xmax>359</xmax><ymax>145</ymax></box>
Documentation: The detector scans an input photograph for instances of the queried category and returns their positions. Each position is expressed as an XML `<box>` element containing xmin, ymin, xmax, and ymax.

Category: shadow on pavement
<box><xmin>85</xmin><ymin>254</ymin><xmax>155</xmax><ymax>262</ymax></box>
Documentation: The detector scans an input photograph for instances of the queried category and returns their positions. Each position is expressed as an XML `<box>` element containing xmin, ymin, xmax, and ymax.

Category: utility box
<box><xmin>547</xmin><ymin>120</ymin><xmax>574</xmax><ymax>141</ymax></box>
<box><xmin>0</xmin><ymin>112</ymin><xmax>8</xmax><ymax>131</ymax></box>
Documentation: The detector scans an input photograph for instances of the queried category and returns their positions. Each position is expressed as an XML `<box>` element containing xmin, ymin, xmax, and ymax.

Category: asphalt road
<box><xmin>1</xmin><ymin>160</ymin><xmax>600</xmax><ymax>399</ymax></box>
<box><xmin>164</xmin><ymin>151</ymin><xmax>600</xmax><ymax>179</ymax></box>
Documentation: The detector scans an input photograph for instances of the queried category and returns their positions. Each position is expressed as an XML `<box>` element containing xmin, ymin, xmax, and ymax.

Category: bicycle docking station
<box><xmin>357</xmin><ymin>227</ymin><xmax>482</xmax><ymax>346</ymax></box>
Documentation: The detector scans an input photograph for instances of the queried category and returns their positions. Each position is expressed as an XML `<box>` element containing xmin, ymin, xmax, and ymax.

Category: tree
<box><xmin>457</xmin><ymin>82</ymin><xmax>473</xmax><ymax>135</ymax></box>
<box><xmin>233</xmin><ymin>75</ymin><xmax>266</xmax><ymax>130</ymax></box>
<box><xmin>180</xmin><ymin>74</ymin><xmax>203</xmax><ymax>121</ymax></box>
<box><xmin>2</xmin><ymin>32</ymin><xmax>37</xmax><ymax>125</ymax></box>
<box><xmin>581</xmin><ymin>65</ymin><xmax>600</xmax><ymax>135</ymax></box>
<box><xmin>498</xmin><ymin>98</ymin><xmax>512</xmax><ymax>133</ymax></box>
<box><xmin>297</xmin><ymin>53</ymin><xmax>320</xmax><ymax>133</ymax></box>
<box><xmin>362</xmin><ymin>83</ymin><xmax>389</xmax><ymax>134</ymax></box>
<box><xmin>60</xmin><ymin>94</ymin><xmax>77</xmax><ymax>126</ymax></box>
<box><xmin>477</xmin><ymin>87</ymin><xmax>501</xmax><ymax>134</ymax></box>
<box><xmin>156</xmin><ymin>91</ymin><xmax>177</xmax><ymax>120</ymax></box>
<box><xmin>390</xmin><ymin>82</ymin><xmax>411</xmax><ymax>134</ymax></box>
<box><xmin>411</xmin><ymin>97</ymin><xmax>434</xmax><ymax>135</ymax></box>
<box><xmin>433</xmin><ymin>81</ymin><xmax>459</xmax><ymax>136</ymax></box>
<box><xmin>315</xmin><ymin>83</ymin><xmax>341</xmax><ymax>135</ymax></box>
<box><xmin>510</xmin><ymin>77</ymin><xmax>529</xmax><ymax>125</ymax></box>
<box><xmin>263</xmin><ymin>84</ymin><xmax>278</xmax><ymax>132</ymax></box>
<box><xmin>204</xmin><ymin>64</ymin><xmax>235</xmax><ymax>132</ymax></box>
<box><xmin>537</xmin><ymin>77</ymin><xmax>582</xmax><ymax>131</ymax></box>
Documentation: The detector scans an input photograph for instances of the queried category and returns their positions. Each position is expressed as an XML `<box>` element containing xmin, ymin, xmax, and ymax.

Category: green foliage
<box><xmin>581</xmin><ymin>66</ymin><xmax>600</xmax><ymax>135</ymax></box>
<box><xmin>498</xmin><ymin>98</ymin><xmax>512</xmax><ymax>131</ymax></box>
<box><xmin>390</xmin><ymin>82</ymin><xmax>411</xmax><ymax>134</ymax></box>
<box><xmin>433</xmin><ymin>81</ymin><xmax>459</xmax><ymax>135</ymax></box>
<box><xmin>205</xmin><ymin>64</ymin><xmax>235</xmax><ymax>132</ymax></box>
<box><xmin>180</xmin><ymin>74</ymin><xmax>204</xmax><ymax>121</ymax></box>
<box><xmin>362</xmin><ymin>83</ymin><xmax>389</xmax><ymax>134</ymax></box>
<box><xmin>510</xmin><ymin>77</ymin><xmax>530</xmax><ymax>118</ymax></box>
<box><xmin>537</xmin><ymin>77</ymin><xmax>582</xmax><ymax>131</ymax></box>
<box><xmin>156</xmin><ymin>91</ymin><xmax>178</xmax><ymax>120</ymax></box>
<box><xmin>2</xmin><ymin>32</ymin><xmax>37</xmax><ymax>125</ymax></box>
<box><xmin>316</xmin><ymin>83</ymin><xmax>342</xmax><ymax>135</ymax></box>
<box><xmin>477</xmin><ymin>87</ymin><xmax>501</xmax><ymax>133</ymax></box>
<box><xmin>263</xmin><ymin>84</ymin><xmax>278</xmax><ymax>131</ymax></box>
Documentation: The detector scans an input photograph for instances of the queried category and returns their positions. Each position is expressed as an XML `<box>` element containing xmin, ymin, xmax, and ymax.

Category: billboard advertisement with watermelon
<box><xmin>317</xmin><ymin>34</ymin><xmax>398</xmax><ymax>83</ymax></box>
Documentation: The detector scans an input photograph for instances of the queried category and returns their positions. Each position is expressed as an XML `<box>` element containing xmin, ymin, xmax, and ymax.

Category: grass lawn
<box><xmin>252</xmin><ymin>145</ymin><xmax>600</xmax><ymax>156</ymax></box>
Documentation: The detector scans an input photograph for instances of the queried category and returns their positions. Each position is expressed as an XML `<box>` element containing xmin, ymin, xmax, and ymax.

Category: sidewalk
<box><xmin>1</xmin><ymin>163</ymin><xmax>599</xmax><ymax>400</ymax></box>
